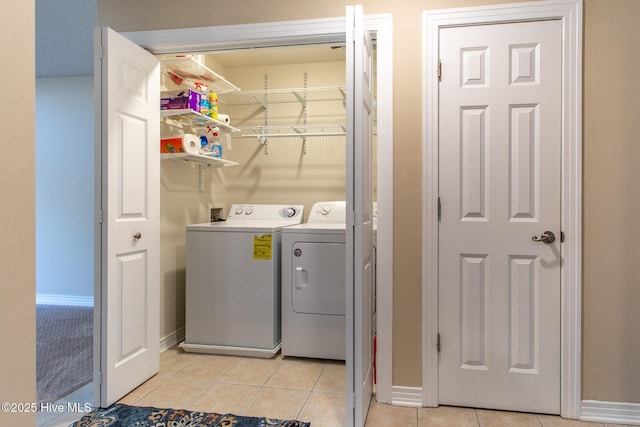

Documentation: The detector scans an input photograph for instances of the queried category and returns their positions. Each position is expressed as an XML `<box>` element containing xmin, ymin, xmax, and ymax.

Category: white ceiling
<box><xmin>36</xmin><ymin>0</ymin><xmax>97</xmax><ymax>78</ymax></box>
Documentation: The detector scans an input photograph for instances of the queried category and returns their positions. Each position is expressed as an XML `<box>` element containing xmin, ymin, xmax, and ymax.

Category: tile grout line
<box><xmin>236</xmin><ymin>355</ymin><xmax>285</xmax><ymax>416</ymax></box>
<box><xmin>294</xmin><ymin>362</ymin><xmax>327</xmax><ymax>421</ymax></box>
<box><xmin>137</xmin><ymin>351</ymin><xmax>210</xmax><ymax>409</ymax></box>
<box><xmin>294</xmin><ymin>389</ymin><xmax>313</xmax><ymax>422</ymax></box>
<box><xmin>182</xmin><ymin>379</ymin><xmax>218</xmax><ymax>411</ymax></box>
<box><xmin>192</xmin><ymin>354</ymin><xmax>244</xmax><ymax>406</ymax></box>
<box><xmin>191</xmin><ymin>354</ymin><xmax>261</xmax><ymax>413</ymax></box>
<box><xmin>238</xmin><ymin>381</ymin><xmax>265</xmax><ymax>415</ymax></box>
<box><xmin>118</xmin><ymin>375</ymin><xmax>163</xmax><ymax>406</ymax></box>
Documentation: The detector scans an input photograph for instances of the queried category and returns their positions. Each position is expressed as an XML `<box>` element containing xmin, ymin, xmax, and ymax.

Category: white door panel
<box><xmin>346</xmin><ymin>5</ymin><xmax>374</xmax><ymax>426</ymax></box>
<box><xmin>292</xmin><ymin>242</ymin><xmax>346</xmax><ymax>315</ymax></box>
<box><xmin>439</xmin><ymin>20</ymin><xmax>562</xmax><ymax>414</ymax></box>
<box><xmin>96</xmin><ymin>27</ymin><xmax>160</xmax><ymax>407</ymax></box>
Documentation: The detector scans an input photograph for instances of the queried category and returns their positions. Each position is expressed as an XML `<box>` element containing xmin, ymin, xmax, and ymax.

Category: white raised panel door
<box><xmin>95</xmin><ymin>27</ymin><xmax>160</xmax><ymax>407</ymax></box>
<box><xmin>438</xmin><ymin>20</ymin><xmax>562</xmax><ymax>414</ymax></box>
<box><xmin>346</xmin><ymin>5</ymin><xmax>374</xmax><ymax>426</ymax></box>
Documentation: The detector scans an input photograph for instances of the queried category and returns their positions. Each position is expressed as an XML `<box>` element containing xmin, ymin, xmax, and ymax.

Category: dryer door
<box><xmin>291</xmin><ymin>242</ymin><xmax>346</xmax><ymax>315</ymax></box>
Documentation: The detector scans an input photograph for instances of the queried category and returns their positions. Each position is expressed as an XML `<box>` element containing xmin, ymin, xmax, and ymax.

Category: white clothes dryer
<box><xmin>181</xmin><ymin>204</ymin><xmax>303</xmax><ymax>358</ymax></box>
<box><xmin>281</xmin><ymin>201</ymin><xmax>351</xmax><ymax>360</ymax></box>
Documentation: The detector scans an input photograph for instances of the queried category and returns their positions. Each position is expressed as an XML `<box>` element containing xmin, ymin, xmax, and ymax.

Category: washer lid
<box><xmin>186</xmin><ymin>220</ymin><xmax>299</xmax><ymax>232</ymax></box>
<box><xmin>188</xmin><ymin>203</ymin><xmax>305</xmax><ymax>232</ymax></box>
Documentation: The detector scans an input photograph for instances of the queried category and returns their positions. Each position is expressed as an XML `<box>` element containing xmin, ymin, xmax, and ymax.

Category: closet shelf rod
<box><xmin>238</xmin><ymin>132</ymin><xmax>346</xmax><ymax>139</ymax></box>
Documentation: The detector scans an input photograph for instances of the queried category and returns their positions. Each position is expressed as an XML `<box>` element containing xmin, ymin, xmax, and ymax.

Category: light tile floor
<box><xmin>36</xmin><ymin>382</ymin><xmax>93</xmax><ymax>427</ymax></box>
<box><xmin>37</xmin><ymin>346</ymin><xmax>637</xmax><ymax>427</ymax></box>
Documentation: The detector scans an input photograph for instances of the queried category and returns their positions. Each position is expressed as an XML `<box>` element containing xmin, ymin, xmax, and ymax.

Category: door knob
<box><xmin>133</xmin><ymin>232</ymin><xmax>142</xmax><ymax>240</ymax></box>
<box><xmin>532</xmin><ymin>231</ymin><xmax>555</xmax><ymax>244</ymax></box>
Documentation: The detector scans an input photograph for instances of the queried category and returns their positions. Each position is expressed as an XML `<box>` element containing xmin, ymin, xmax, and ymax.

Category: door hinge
<box><xmin>437</xmin><ymin>333</ymin><xmax>441</xmax><ymax>353</ymax></box>
<box><xmin>99</xmin><ymin>45</ymin><xmax>103</xmax><ymax>60</ymax></box>
<box><xmin>437</xmin><ymin>197</ymin><xmax>442</xmax><ymax>220</ymax></box>
<box><xmin>98</xmin><ymin>210</ymin><xmax>103</xmax><ymax>224</ymax></box>
<box><xmin>561</xmin><ymin>231</ymin><xmax>565</xmax><ymax>243</ymax></box>
<box><xmin>350</xmin><ymin>393</ymin><xmax>356</xmax><ymax>409</ymax></box>
<box><xmin>437</xmin><ymin>59</ymin><xmax>442</xmax><ymax>81</ymax></box>
<box><xmin>96</xmin><ymin>372</ymin><xmax>103</xmax><ymax>386</ymax></box>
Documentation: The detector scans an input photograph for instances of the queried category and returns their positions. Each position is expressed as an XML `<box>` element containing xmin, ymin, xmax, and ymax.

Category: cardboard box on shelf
<box><xmin>161</xmin><ymin>89</ymin><xmax>201</xmax><ymax>111</ymax></box>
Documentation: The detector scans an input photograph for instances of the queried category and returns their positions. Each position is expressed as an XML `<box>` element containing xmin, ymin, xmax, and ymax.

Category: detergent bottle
<box><xmin>194</xmin><ymin>82</ymin><xmax>210</xmax><ymax>116</ymax></box>
<box><xmin>208</xmin><ymin>91</ymin><xmax>219</xmax><ymax>120</ymax></box>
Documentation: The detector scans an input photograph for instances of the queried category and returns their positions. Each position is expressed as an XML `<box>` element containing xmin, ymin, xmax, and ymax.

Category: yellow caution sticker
<box><xmin>253</xmin><ymin>234</ymin><xmax>273</xmax><ymax>260</ymax></box>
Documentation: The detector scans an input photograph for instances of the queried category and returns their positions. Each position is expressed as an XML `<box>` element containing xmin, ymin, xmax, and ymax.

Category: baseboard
<box><xmin>159</xmin><ymin>327</ymin><xmax>185</xmax><ymax>353</ymax></box>
<box><xmin>36</xmin><ymin>294</ymin><xmax>93</xmax><ymax>307</ymax></box>
<box><xmin>581</xmin><ymin>400</ymin><xmax>640</xmax><ymax>425</ymax></box>
<box><xmin>391</xmin><ymin>386</ymin><xmax>423</xmax><ymax>408</ymax></box>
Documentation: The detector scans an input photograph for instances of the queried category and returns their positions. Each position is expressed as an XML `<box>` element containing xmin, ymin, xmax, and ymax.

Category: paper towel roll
<box><xmin>217</xmin><ymin>113</ymin><xmax>231</xmax><ymax>125</ymax></box>
<box><xmin>182</xmin><ymin>134</ymin><xmax>201</xmax><ymax>154</ymax></box>
<box><xmin>160</xmin><ymin>133</ymin><xmax>201</xmax><ymax>155</ymax></box>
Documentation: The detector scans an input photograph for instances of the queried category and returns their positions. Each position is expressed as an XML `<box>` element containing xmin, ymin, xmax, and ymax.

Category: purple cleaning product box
<box><xmin>161</xmin><ymin>89</ymin><xmax>201</xmax><ymax>111</ymax></box>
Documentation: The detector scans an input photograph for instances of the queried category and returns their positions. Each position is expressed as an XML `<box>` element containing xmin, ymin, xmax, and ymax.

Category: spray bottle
<box><xmin>194</xmin><ymin>82</ymin><xmax>210</xmax><ymax>116</ymax></box>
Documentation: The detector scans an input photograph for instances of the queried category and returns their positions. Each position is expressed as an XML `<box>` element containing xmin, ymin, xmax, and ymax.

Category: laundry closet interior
<box><xmin>156</xmin><ymin>43</ymin><xmax>377</xmax><ymax>361</ymax></box>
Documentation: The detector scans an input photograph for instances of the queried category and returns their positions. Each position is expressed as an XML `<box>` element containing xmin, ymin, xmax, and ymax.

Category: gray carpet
<box><xmin>36</xmin><ymin>305</ymin><xmax>93</xmax><ymax>403</ymax></box>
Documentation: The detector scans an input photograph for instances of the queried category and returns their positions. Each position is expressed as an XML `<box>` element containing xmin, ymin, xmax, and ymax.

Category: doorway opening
<box><xmin>35</xmin><ymin>76</ymin><xmax>95</xmax><ymax>426</ymax></box>
<box><xmin>151</xmin><ymin>39</ymin><xmax>374</xmax><ymax>422</ymax></box>
<box><xmin>96</xmin><ymin>12</ymin><xmax>392</xmax><ymax>424</ymax></box>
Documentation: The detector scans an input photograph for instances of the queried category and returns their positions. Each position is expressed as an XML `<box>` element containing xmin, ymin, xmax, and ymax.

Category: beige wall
<box><xmin>0</xmin><ymin>1</ymin><xmax>37</xmax><ymax>425</ymax></box>
<box><xmin>158</xmin><ymin>58</ymin><xmax>230</xmax><ymax>338</ymax></box>
<box><xmin>582</xmin><ymin>0</ymin><xmax>640</xmax><ymax>403</ymax></box>
<box><xmin>97</xmin><ymin>0</ymin><xmax>640</xmax><ymax>404</ymax></box>
<box><xmin>220</xmin><ymin>60</ymin><xmax>348</xmax><ymax>219</ymax></box>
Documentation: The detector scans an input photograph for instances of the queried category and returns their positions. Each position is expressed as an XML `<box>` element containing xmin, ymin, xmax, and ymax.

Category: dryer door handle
<box><xmin>295</xmin><ymin>267</ymin><xmax>309</xmax><ymax>289</ymax></box>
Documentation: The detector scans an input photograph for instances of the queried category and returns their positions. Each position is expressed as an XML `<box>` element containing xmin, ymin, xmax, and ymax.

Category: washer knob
<box><xmin>234</xmin><ymin>207</ymin><xmax>244</xmax><ymax>215</ymax></box>
<box><xmin>282</xmin><ymin>207</ymin><xmax>296</xmax><ymax>218</ymax></box>
<box><xmin>245</xmin><ymin>207</ymin><xmax>254</xmax><ymax>215</ymax></box>
<box><xmin>320</xmin><ymin>205</ymin><xmax>332</xmax><ymax>215</ymax></box>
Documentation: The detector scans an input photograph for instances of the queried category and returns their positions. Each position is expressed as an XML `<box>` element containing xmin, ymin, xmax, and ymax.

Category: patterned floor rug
<box><xmin>70</xmin><ymin>404</ymin><xmax>311</xmax><ymax>426</ymax></box>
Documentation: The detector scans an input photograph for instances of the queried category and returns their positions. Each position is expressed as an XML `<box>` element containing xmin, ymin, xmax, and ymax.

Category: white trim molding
<box><xmin>160</xmin><ymin>327</ymin><xmax>185</xmax><ymax>353</ymax></box>
<box><xmin>123</xmin><ymin>19</ymin><xmax>346</xmax><ymax>55</ymax></box>
<box><xmin>581</xmin><ymin>401</ymin><xmax>640</xmax><ymax>425</ymax></box>
<box><xmin>36</xmin><ymin>293</ymin><xmax>94</xmax><ymax>307</ymax></box>
<box><xmin>367</xmin><ymin>13</ymin><xmax>394</xmax><ymax>406</ymax></box>
<box><xmin>422</xmin><ymin>0</ymin><xmax>582</xmax><ymax>418</ymax></box>
<box><xmin>123</xmin><ymin>12</ymin><xmax>394</xmax><ymax>405</ymax></box>
<box><xmin>391</xmin><ymin>386</ymin><xmax>423</xmax><ymax>408</ymax></box>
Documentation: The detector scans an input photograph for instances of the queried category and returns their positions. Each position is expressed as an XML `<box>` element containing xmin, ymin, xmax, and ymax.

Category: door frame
<box><xmin>421</xmin><ymin>0</ymin><xmax>582</xmax><ymax>418</ymax></box>
<box><xmin>117</xmin><ymin>13</ymin><xmax>394</xmax><ymax>404</ymax></box>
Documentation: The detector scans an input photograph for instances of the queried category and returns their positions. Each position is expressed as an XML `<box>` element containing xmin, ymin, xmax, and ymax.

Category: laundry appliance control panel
<box><xmin>227</xmin><ymin>204</ymin><xmax>304</xmax><ymax>222</ymax></box>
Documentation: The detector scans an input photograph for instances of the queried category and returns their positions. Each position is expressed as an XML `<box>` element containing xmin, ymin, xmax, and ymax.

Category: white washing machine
<box><xmin>280</xmin><ymin>201</ymin><xmax>347</xmax><ymax>360</ymax></box>
<box><xmin>180</xmin><ymin>204</ymin><xmax>304</xmax><ymax>358</ymax></box>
